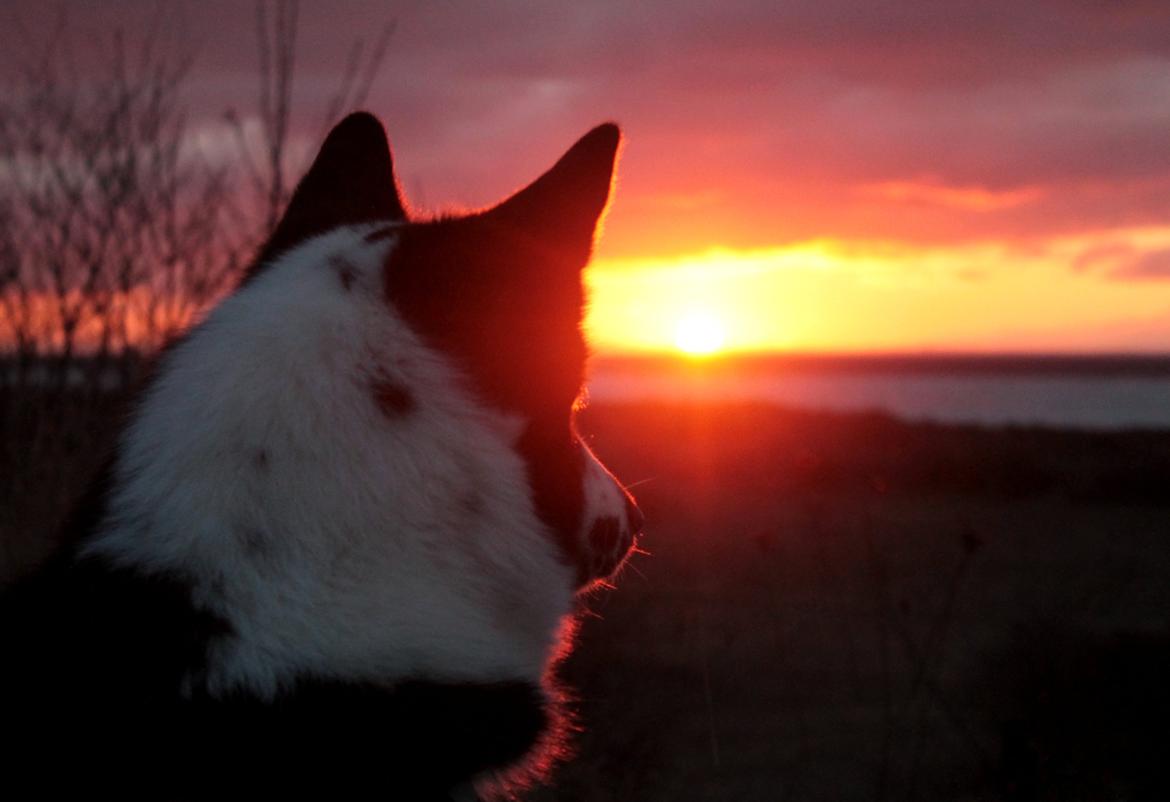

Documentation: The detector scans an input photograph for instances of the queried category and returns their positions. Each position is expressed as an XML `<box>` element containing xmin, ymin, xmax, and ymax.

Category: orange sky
<box><xmin>6</xmin><ymin>2</ymin><xmax>1170</xmax><ymax>355</ymax></box>
<box><xmin>585</xmin><ymin>228</ymin><xmax>1170</xmax><ymax>355</ymax></box>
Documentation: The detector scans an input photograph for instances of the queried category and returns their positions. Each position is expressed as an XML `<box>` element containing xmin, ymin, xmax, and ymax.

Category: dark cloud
<box><xmin>4</xmin><ymin>1</ymin><xmax>1170</xmax><ymax>256</ymax></box>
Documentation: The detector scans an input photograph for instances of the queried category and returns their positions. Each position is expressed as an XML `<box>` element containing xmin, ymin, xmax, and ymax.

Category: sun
<box><xmin>674</xmin><ymin>311</ymin><xmax>726</xmax><ymax>356</ymax></box>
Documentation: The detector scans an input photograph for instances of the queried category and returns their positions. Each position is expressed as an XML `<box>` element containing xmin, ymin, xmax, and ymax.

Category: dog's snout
<box><xmin>577</xmin><ymin>451</ymin><xmax>643</xmax><ymax>587</ymax></box>
<box><xmin>624</xmin><ymin>495</ymin><xmax>644</xmax><ymax>535</ymax></box>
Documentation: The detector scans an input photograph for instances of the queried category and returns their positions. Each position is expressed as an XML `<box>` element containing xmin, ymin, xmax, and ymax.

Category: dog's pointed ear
<box><xmin>249</xmin><ymin>112</ymin><xmax>407</xmax><ymax>275</ymax></box>
<box><xmin>485</xmin><ymin>123</ymin><xmax>620</xmax><ymax>267</ymax></box>
<box><xmin>385</xmin><ymin>124</ymin><xmax>621</xmax><ymax>416</ymax></box>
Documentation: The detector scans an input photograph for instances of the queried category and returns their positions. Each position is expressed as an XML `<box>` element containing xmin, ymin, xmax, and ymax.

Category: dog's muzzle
<box><xmin>580</xmin><ymin>493</ymin><xmax>642</xmax><ymax>587</ymax></box>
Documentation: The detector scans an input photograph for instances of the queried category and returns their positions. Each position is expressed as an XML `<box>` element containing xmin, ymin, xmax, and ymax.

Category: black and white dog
<box><xmin>1</xmin><ymin>113</ymin><xmax>641</xmax><ymax>799</ymax></box>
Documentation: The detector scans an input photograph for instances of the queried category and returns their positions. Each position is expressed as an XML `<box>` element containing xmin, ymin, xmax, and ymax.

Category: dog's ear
<box><xmin>386</xmin><ymin>124</ymin><xmax>620</xmax><ymax>417</ymax></box>
<box><xmin>483</xmin><ymin>122</ymin><xmax>620</xmax><ymax>270</ymax></box>
<box><xmin>247</xmin><ymin>112</ymin><xmax>407</xmax><ymax>277</ymax></box>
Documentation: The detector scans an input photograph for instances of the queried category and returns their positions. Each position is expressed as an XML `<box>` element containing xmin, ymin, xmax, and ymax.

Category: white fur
<box><xmin>582</xmin><ymin>441</ymin><xmax>630</xmax><ymax>532</ymax></box>
<box><xmin>85</xmin><ymin>225</ymin><xmax>593</xmax><ymax>699</ymax></box>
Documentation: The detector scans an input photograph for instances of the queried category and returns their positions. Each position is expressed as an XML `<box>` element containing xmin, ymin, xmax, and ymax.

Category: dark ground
<box><xmin>531</xmin><ymin>403</ymin><xmax>1170</xmax><ymax>802</ymax></box>
<box><xmin>4</xmin><ymin>392</ymin><xmax>1169</xmax><ymax>800</ymax></box>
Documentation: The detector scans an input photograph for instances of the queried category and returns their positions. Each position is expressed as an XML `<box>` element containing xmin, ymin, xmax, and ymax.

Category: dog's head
<box><xmin>94</xmin><ymin>113</ymin><xmax>640</xmax><ymax>695</ymax></box>
<box><xmin>251</xmin><ymin>112</ymin><xmax>639</xmax><ymax>591</ymax></box>
<box><xmin>375</xmin><ymin>117</ymin><xmax>642</xmax><ymax>591</ymax></box>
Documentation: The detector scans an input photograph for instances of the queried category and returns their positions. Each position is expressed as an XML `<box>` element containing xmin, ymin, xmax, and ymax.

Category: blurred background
<box><xmin>2</xmin><ymin>3</ymin><xmax>1169</xmax><ymax>800</ymax></box>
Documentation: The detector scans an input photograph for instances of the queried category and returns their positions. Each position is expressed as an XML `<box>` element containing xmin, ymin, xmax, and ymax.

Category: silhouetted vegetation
<box><xmin>0</xmin><ymin>2</ymin><xmax>393</xmax><ymax>577</ymax></box>
<box><xmin>0</xmin><ymin>3</ymin><xmax>394</xmax><ymax>390</ymax></box>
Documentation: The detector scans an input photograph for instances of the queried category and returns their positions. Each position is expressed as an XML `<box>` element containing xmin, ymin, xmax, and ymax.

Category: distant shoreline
<box><xmin>6</xmin><ymin>351</ymin><xmax>1170</xmax><ymax>379</ymax></box>
<box><xmin>587</xmin><ymin>355</ymin><xmax>1170</xmax><ymax>430</ymax></box>
<box><xmin>592</xmin><ymin>352</ymin><xmax>1170</xmax><ymax>378</ymax></box>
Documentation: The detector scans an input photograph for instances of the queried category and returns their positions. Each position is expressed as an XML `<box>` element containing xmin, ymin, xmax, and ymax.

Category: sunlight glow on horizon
<box><xmin>584</xmin><ymin>228</ymin><xmax>1170</xmax><ymax>356</ymax></box>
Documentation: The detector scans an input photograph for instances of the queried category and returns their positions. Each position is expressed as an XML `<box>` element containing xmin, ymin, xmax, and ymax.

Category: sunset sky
<box><xmin>5</xmin><ymin>1</ymin><xmax>1170</xmax><ymax>354</ymax></box>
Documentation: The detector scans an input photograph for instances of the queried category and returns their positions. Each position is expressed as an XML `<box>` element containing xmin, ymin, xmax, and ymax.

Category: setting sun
<box><xmin>673</xmin><ymin>311</ymin><xmax>726</xmax><ymax>356</ymax></box>
<box><xmin>584</xmin><ymin>234</ymin><xmax>1170</xmax><ymax>356</ymax></box>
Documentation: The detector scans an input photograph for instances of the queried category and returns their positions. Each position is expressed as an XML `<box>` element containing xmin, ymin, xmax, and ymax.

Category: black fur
<box><xmin>385</xmin><ymin>125</ymin><xmax>619</xmax><ymax>576</ymax></box>
<box><xmin>518</xmin><ymin>420</ymin><xmax>590</xmax><ymax>582</ymax></box>
<box><xmin>365</xmin><ymin>225</ymin><xmax>399</xmax><ymax>243</ymax></box>
<box><xmin>245</xmin><ymin>112</ymin><xmax>407</xmax><ymax>283</ymax></box>
<box><xmin>386</xmin><ymin>123</ymin><xmax>618</xmax><ymax>421</ymax></box>
<box><xmin>2</xmin><ymin>546</ymin><xmax>549</xmax><ymax>797</ymax></box>
<box><xmin>332</xmin><ymin>255</ymin><xmax>359</xmax><ymax>291</ymax></box>
<box><xmin>372</xmin><ymin>374</ymin><xmax>417</xmax><ymax>417</ymax></box>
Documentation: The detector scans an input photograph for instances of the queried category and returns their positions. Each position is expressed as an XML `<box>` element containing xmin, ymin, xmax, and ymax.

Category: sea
<box><xmin>587</xmin><ymin>354</ymin><xmax>1170</xmax><ymax>431</ymax></box>
<box><xmin>6</xmin><ymin>353</ymin><xmax>1168</xmax><ymax>431</ymax></box>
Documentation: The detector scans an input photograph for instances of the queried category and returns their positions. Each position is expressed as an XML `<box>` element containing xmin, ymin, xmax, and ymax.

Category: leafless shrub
<box><xmin>0</xmin><ymin>20</ymin><xmax>240</xmax><ymax>391</ymax></box>
<box><xmin>227</xmin><ymin>0</ymin><xmax>395</xmax><ymax>242</ymax></box>
<box><xmin>0</xmin><ymin>2</ymin><xmax>394</xmax><ymax>576</ymax></box>
<box><xmin>0</xmin><ymin>2</ymin><xmax>395</xmax><ymax>387</ymax></box>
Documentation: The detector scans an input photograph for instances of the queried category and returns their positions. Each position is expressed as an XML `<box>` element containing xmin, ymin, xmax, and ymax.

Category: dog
<box><xmin>0</xmin><ymin>112</ymin><xmax>641</xmax><ymax>799</ymax></box>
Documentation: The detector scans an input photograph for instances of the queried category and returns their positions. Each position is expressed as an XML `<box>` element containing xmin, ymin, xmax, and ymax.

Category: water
<box><xmin>587</xmin><ymin>356</ymin><xmax>1170</xmax><ymax>430</ymax></box>
<box><xmin>6</xmin><ymin>355</ymin><xmax>1168</xmax><ymax>430</ymax></box>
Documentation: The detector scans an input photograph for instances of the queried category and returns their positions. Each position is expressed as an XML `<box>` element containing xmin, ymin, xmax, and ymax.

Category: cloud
<box><xmin>859</xmin><ymin>181</ymin><xmax>1045</xmax><ymax>212</ymax></box>
<box><xmin>1111</xmin><ymin>248</ymin><xmax>1170</xmax><ymax>280</ymax></box>
<box><xmin>1072</xmin><ymin>242</ymin><xmax>1138</xmax><ymax>272</ymax></box>
<box><xmin>5</xmin><ymin>1</ymin><xmax>1170</xmax><ymax>255</ymax></box>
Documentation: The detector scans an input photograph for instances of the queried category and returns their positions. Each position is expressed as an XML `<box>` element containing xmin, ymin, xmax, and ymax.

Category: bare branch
<box><xmin>0</xmin><ymin>15</ymin><xmax>239</xmax><ymax>389</ymax></box>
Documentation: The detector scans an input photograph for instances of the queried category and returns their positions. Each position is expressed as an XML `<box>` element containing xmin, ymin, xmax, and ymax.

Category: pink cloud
<box><xmin>1111</xmin><ymin>248</ymin><xmax>1170</xmax><ymax>280</ymax></box>
<box><xmin>4</xmin><ymin>1</ymin><xmax>1170</xmax><ymax>256</ymax></box>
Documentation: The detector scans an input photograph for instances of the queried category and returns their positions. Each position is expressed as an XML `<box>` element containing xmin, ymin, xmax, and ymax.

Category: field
<box><xmin>4</xmin><ymin>393</ymin><xmax>1169</xmax><ymax>800</ymax></box>
<box><xmin>530</xmin><ymin>402</ymin><xmax>1170</xmax><ymax>801</ymax></box>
